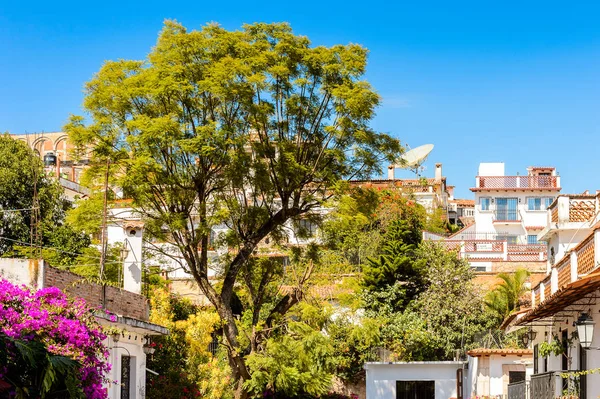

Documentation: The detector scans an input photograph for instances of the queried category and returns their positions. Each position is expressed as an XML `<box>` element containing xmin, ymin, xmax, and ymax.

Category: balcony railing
<box><xmin>508</xmin><ymin>380</ymin><xmax>529</xmax><ymax>399</ymax></box>
<box><xmin>494</xmin><ymin>210</ymin><xmax>520</xmax><ymax>221</ymax></box>
<box><xmin>475</xmin><ymin>175</ymin><xmax>559</xmax><ymax>190</ymax></box>
<box><xmin>530</xmin><ymin>371</ymin><xmax>579</xmax><ymax>399</ymax></box>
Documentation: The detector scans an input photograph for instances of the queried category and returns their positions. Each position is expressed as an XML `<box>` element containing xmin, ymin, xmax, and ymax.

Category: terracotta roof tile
<box><xmin>467</xmin><ymin>348</ymin><xmax>532</xmax><ymax>357</ymax></box>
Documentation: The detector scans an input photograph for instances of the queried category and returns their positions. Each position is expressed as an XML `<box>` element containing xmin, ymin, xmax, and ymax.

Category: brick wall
<box><xmin>43</xmin><ymin>266</ymin><xmax>148</xmax><ymax>321</ymax></box>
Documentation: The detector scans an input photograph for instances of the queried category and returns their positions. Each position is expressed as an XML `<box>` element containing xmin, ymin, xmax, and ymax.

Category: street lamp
<box><xmin>576</xmin><ymin>313</ymin><xmax>596</xmax><ymax>349</ymax></box>
<box><xmin>521</xmin><ymin>328</ymin><xmax>537</xmax><ymax>346</ymax></box>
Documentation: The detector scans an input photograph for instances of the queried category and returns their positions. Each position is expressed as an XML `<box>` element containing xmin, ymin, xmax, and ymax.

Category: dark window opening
<box><xmin>120</xmin><ymin>355</ymin><xmax>131</xmax><ymax>399</ymax></box>
<box><xmin>509</xmin><ymin>371</ymin><xmax>526</xmax><ymax>384</ymax></box>
<box><xmin>396</xmin><ymin>380</ymin><xmax>435</xmax><ymax>399</ymax></box>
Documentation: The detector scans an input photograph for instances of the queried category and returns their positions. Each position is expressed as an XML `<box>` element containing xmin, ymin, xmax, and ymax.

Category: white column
<box><xmin>551</xmin><ymin>268</ymin><xmax>558</xmax><ymax>294</ymax></box>
<box><xmin>123</xmin><ymin>223</ymin><xmax>143</xmax><ymax>294</ymax></box>
<box><xmin>570</xmin><ymin>252</ymin><xmax>578</xmax><ymax>283</ymax></box>
<box><xmin>557</xmin><ymin>196</ymin><xmax>570</xmax><ymax>224</ymax></box>
<box><xmin>594</xmin><ymin>230</ymin><xmax>600</xmax><ymax>271</ymax></box>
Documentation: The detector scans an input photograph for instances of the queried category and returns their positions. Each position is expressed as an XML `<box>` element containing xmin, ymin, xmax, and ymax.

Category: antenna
<box><xmin>390</xmin><ymin>144</ymin><xmax>434</xmax><ymax>177</ymax></box>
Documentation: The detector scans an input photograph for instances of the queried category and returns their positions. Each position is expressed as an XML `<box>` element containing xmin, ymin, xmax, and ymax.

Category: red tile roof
<box><xmin>467</xmin><ymin>348</ymin><xmax>532</xmax><ymax>357</ymax></box>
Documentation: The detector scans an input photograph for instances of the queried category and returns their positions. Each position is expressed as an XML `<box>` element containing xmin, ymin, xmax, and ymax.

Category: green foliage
<box><xmin>412</xmin><ymin>242</ymin><xmax>488</xmax><ymax>359</ymax></box>
<box><xmin>65</xmin><ymin>194</ymin><xmax>106</xmax><ymax>237</ymax></box>
<box><xmin>361</xmin><ymin>242</ymin><xmax>490</xmax><ymax>361</ymax></box>
<box><xmin>327</xmin><ymin>315</ymin><xmax>380</xmax><ymax>381</ymax></box>
<box><xmin>485</xmin><ymin>269</ymin><xmax>531</xmax><ymax>325</ymax></box>
<box><xmin>244</xmin><ymin>305</ymin><xmax>336</xmax><ymax>398</ymax></box>
<box><xmin>0</xmin><ymin>333</ymin><xmax>84</xmax><ymax>398</ymax></box>
<box><xmin>0</xmin><ymin>135</ymin><xmax>67</xmax><ymax>255</ymax></box>
<box><xmin>362</xmin><ymin>219</ymin><xmax>425</xmax><ymax>309</ymax></box>
<box><xmin>68</xmin><ymin>21</ymin><xmax>401</xmax><ymax>393</ymax></box>
<box><xmin>147</xmin><ymin>287</ymin><xmax>234</xmax><ymax>399</ymax></box>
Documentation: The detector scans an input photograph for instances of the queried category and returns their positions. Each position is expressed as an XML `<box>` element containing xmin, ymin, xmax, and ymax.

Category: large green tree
<box><xmin>0</xmin><ymin>135</ymin><xmax>91</xmax><ymax>261</ymax></box>
<box><xmin>67</xmin><ymin>21</ymin><xmax>400</xmax><ymax>397</ymax></box>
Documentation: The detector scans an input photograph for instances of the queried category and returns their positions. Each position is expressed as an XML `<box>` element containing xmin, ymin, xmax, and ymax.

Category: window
<box><xmin>480</xmin><ymin>197</ymin><xmax>491</xmax><ymax>211</ymax></box>
<box><xmin>396</xmin><ymin>381</ymin><xmax>435</xmax><ymax>399</ymax></box>
<box><xmin>509</xmin><ymin>371</ymin><xmax>526</xmax><ymax>384</ymax></box>
<box><xmin>496</xmin><ymin>197</ymin><xmax>518</xmax><ymax>220</ymax></box>
<box><xmin>527</xmin><ymin>197</ymin><xmax>554</xmax><ymax>211</ymax></box>
<box><xmin>297</xmin><ymin>219</ymin><xmax>317</xmax><ymax>237</ymax></box>
<box><xmin>527</xmin><ymin>235</ymin><xmax>539</xmax><ymax>245</ymax></box>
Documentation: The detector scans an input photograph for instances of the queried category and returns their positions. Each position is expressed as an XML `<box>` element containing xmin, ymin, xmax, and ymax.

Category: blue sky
<box><xmin>1</xmin><ymin>1</ymin><xmax>599</xmax><ymax>198</ymax></box>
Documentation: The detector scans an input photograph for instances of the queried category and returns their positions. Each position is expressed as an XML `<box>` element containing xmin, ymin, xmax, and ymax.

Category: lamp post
<box><xmin>521</xmin><ymin>328</ymin><xmax>537</xmax><ymax>347</ymax></box>
<box><xmin>576</xmin><ymin>313</ymin><xmax>597</xmax><ymax>350</ymax></box>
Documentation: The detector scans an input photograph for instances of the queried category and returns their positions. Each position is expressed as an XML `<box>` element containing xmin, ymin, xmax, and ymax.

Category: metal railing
<box><xmin>494</xmin><ymin>210</ymin><xmax>520</xmax><ymax>221</ymax></box>
<box><xmin>530</xmin><ymin>371</ymin><xmax>579</xmax><ymax>399</ymax></box>
<box><xmin>508</xmin><ymin>380</ymin><xmax>529</xmax><ymax>399</ymax></box>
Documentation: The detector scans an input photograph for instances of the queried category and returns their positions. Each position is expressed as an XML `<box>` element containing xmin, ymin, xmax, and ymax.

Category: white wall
<box><xmin>365</xmin><ymin>362</ymin><xmax>462</xmax><ymax>399</ymax></box>
<box><xmin>474</xmin><ymin>191</ymin><xmax>557</xmax><ymax>242</ymax></box>
<box><xmin>0</xmin><ymin>258</ymin><xmax>44</xmax><ymax>288</ymax></box>
<box><xmin>466</xmin><ymin>355</ymin><xmax>529</xmax><ymax>397</ymax></box>
<box><xmin>478</xmin><ymin>163</ymin><xmax>505</xmax><ymax>176</ymax></box>
<box><xmin>106</xmin><ymin>333</ymin><xmax>148</xmax><ymax>399</ymax></box>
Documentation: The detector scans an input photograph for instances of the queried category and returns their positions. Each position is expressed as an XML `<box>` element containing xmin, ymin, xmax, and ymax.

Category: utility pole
<box><xmin>99</xmin><ymin>158</ymin><xmax>111</xmax><ymax>306</ymax></box>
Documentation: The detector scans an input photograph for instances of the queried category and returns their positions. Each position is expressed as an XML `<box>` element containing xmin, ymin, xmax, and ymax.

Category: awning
<box><xmin>516</xmin><ymin>272</ymin><xmax>600</xmax><ymax>325</ymax></box>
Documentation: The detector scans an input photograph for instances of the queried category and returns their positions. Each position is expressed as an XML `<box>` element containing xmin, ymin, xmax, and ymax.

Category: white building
<box><xmin>464</xmin><ymin>348</ymin><xmax>532</xmax><ymax>398</ymax></box>
<box><xmin>364</xmin><ymin>361</ymin><xmax>463</xmax><ymax>399</ymax></box>
<box><xmin>504</xmin><ymin>192</ymin><xmax>600</xmax><ymax>399</ymax></box>
<box><xmin>439</xmin><ymin>163</ymin><xmax>559</xmax><ymax>275</ymax></box>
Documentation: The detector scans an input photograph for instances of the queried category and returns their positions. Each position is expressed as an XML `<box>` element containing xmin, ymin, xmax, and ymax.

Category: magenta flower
<box><xmin>0</xmin><ymin>279</ymin><xmax>110</xmax><ymax>398</ymax></box>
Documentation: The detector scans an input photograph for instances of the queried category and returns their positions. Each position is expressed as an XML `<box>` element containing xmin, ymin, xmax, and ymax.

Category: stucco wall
<box><xmin>105</xmin><ymin>334</ymin><xmax>148</xmax><ymax>399</ymax></box>
<box><xmin>365</xmin><ymin>362</ymin><xmax>462</xmax><ymax>399</ymax></box>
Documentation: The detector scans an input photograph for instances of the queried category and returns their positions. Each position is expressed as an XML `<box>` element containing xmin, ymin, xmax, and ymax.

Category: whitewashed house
<box><xmin>504</xmin><ymin>192</ymin><xmax>600</xmax><ymax>399</ymax></box>
<box><xmin>439</xmin><ymin>163</ymin><xmax>559</xmax><ymax>275</ymax></box>
<box><xmin>464</xmin><ymin>348</ymin><xmax>532</xmax><ymax>398</ymax></box>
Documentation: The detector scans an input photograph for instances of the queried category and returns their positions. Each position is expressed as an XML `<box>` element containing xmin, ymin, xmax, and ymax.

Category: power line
<box><xmin>0</xmin><ymin>235</ymin><xmax>103</xmax><ymax>261</ymax></box>
<box><xmin>0</xmin><ymin>207</ymin><xmax>39</xmax><ymax>213</ymax></box>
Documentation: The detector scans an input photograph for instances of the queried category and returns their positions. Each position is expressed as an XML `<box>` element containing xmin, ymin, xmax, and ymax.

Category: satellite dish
<box><xmin>390</xmin><ymin>144</ymin><xmax>434</xmax><ymax>177</ymax></box>
<box><xmin>396</xmin><ymin>144</ymin><xmax>434</xmax><ymax>167</ymax></box>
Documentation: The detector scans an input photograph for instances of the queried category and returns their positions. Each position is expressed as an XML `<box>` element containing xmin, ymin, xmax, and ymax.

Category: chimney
<box><xmin>122</xmin><ymin>222</ymin><xmax>143</xmax><ymax>294</ymax></box>
<box><xmin>435</xmin><ymin>163</ymin><xmax>442</xmax><ymax>182</ymax></box>
<box><xmin>388</xmin><ymin>165</ymin><xmax>395</xmax><ymax>180</ymax></box>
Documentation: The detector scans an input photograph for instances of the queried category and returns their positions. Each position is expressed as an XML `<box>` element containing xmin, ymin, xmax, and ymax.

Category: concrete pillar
<box><xmin>594</xmin><ymin>230</ymin><xmax>600</xmax><ymax>272</ymax></box>
<box><xmin>570</xmin><ymin>251</ymin><xmax>578</xmax><ymax>283</ymax></box>
<box><xmin>557</xmin><ymin>196</ymin><xmax>570</xmax><ymax>224</ymax></box>
<box><xmin>540</xmin><ymin>282</ymin><xmax>546</xmax><ymax>302</ymax></box>
<box><xmin>551</xmin><ymin>268</ymin><xmax>558</xmax><ymax>294</ymax></box>
<box><xmin>122</xmin><ymin>222</ymin><xmax>143</xmax><ymax>294</ymax></box>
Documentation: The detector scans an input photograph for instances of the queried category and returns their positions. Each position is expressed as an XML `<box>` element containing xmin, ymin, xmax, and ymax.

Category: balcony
<box><xmin>494</xmin><ymin>210</ymin><xmax>520</xmax><ymax>223</ymax></box>
<box><xmin>472</xmin><ymin>175</ymin><xmax>560</xmax><ymax>191</ymax></box>
<box><xmin>441</xmin><ymin>240</ymin><xmax>546</xmax><ymax>262</ymax></box>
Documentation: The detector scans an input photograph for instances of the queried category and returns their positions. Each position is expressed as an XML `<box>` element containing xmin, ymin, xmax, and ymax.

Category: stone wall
<box><xmin>43</xmin><ymin>266</ymin><xmax>149</xmax><ymax>321</ymax></box>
